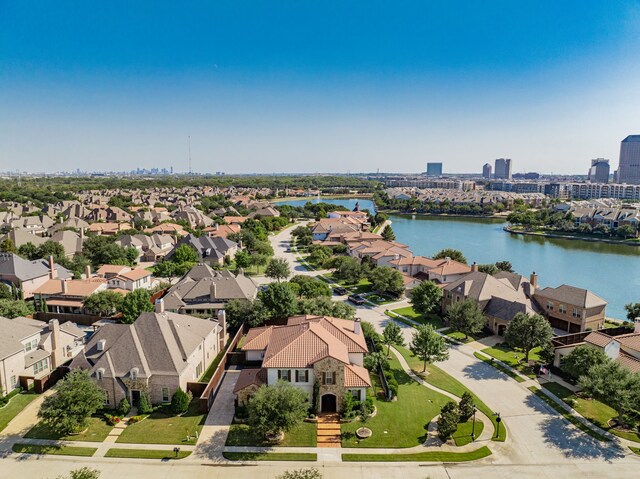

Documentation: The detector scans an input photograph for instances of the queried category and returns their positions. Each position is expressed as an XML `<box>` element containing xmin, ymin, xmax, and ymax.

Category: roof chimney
<box><xmin>217</xmin><ymin>309</ymin><xmax>227</xmax><ymax>350</ymax></box>
<box><xmin>210</xmin><ymin>282</ymin><xmax>217</xmax><ymax>301</ymax></box>
<box><xmin>84</xmin><ymin>265</ymin><xmax>92</xmax><ymax>279</ymax></box>
<box><xmin>61</xmin><ymin>279</ymin><xmax>68</xmax><ymax>294</ymax></box>
<box><xmin>634</xmin><ymin>317</ymin><xmax>640</xmax><ymax>334</ymax></box>
<box><xmin>354</xmin><ymin>317</ymin><xmax>361</xmax><ymax>336</ymax></box>
<box><xmin>471</xmin><ymin>262</ymin><xmax>478</xmax><ymax>272</ymax></box>
<box><xmin>530</xmin><ymin>272</ymin><xmax>538</xmax><ymax>290</ymax></box>
<box><xmin>155</xmin><ymin>298</ymin><xmax>165</xmax><ymax>313</ymax></box>
<box><xmin>97</xmin><ymin>339</ymin><xmax>106</xmax><ymax>351</ymax></box>
<box><xmin>80</xmin><ymin>227</ymin><xmax>85</xmax><ymax>239</ymax></box>
<box><xmin>49</xmin><ymin>319</ymin><xmax>61</xmax><ymax>367</ymax></box>
<box><xmin>49</xmin><ymin>255</ymin><xmax>57</xmax><ymax>279</ymax></box>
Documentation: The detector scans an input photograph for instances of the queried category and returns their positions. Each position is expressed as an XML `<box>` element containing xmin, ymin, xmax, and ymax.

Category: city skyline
<box><xmin>2</xmin><ymin>1</ymin><xmax>640</xmax><ymax>174</ymax></box>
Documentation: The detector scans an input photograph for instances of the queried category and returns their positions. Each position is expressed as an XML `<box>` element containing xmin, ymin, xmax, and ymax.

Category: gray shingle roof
<box><xmin>535</xmin><ymin>285</ymin><xmax>607</xmax><ymax>308</ymax></box>
<box><xmin>0</xmin><ymin>253</ymin><xmax>72</xmax><ymax>282</ymax></box>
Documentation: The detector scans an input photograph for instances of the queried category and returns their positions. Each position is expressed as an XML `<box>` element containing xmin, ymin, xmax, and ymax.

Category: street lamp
<box><xmin>493</xmin><ymin>412</ymin><xmax>502</xmax><ymax>439</ymax></box>
<box><xmin>471</xmin><ymin>406</ymin><xmax>478</xmax><ymax>442</ymax></box>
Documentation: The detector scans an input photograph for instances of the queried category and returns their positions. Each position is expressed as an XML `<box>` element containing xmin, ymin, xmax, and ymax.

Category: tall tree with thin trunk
<box><xmin>382</xmin><ymin>321</ymin><xmax>405</xmax><ymax>357</ymax></box>
<box><xmin>504</xmin><ymin>312</ymin><xmax>553</xmax><ymax>362</ymax></box>
<box><xmin>410</xmin><ymin>324</ymin><xmax>449</xmax><ymax>372</ymax></box>
<box><xmin>446</xmin><ymin>299</ymin><xmax>485</xmax><ymax>340</ymax></box>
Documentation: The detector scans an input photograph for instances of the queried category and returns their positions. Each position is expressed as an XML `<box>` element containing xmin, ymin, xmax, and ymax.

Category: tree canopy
<box><xmin>433</xmin><ymin>248</ymin><xmax>467</xmax><ymax>265</ymax></box>
<box><xmin>409</xmin><ymin>324</ymin><xmax>449</xmax><ymax>372</ymax></box>
<box><xmin>120</xmin><ymin>289</ymin><xmax>154</xmax><ymax>323</ymax></box>
<box><xmin>260</xmin><ymin>282</ymin><xmax>298</xmax><ymax>318</ymax></box>
<box><xmin>561</xmin><ymin>344</ymin><xmax>608</xmax><ymax>380</ymax></box>
<box><xmin>446</xmin><ymin>299</ymin><xmax>485</xmax><ymax>340</ymax></box>
<box><xmin>0</xmin><ymin>299</ymin><xmax>34</xmax><ymax>319</ymax></box>
<box><xmin>265</xmin><ymin>258</ymin><xmax>291</xmax><ymax>282</ymax></box>
<box><xmin>248</xmin><ymin>381</ymin><xmax>309</xmax><ymax>436</ymax></box>
<box><xmin>83</xmin><ymin>290</ymin><xmax>124</xmax><ymax>317</ymax></box>
<box><xmin>409</xmin><ymin>280</ymin><xmax>442</xmax><ymax>315</ymax></box>
<box><xmin>504</xmin><ymin>312</ymin><xmax>553</xmax><ymax>362</ymax></box>
<box><xmin>368</xmin><ymin>266</ymin><xmax>404</xmax><ymax>296</ymax></box>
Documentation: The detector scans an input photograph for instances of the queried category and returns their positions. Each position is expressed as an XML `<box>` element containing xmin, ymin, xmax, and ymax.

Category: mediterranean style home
<box><xmin>70</xmin><ymin>305</ymin><xmax>226</xmax><ymax>407</ymax></box>
<box><xmin>0</xmin><ymin>316</ymin><xmax>84</xmax><ymax>396</ymax></box>
<box><xmin>234</xmin><ymin>315</ymin><xmax>371</xmax><ymax>413</ymax></box>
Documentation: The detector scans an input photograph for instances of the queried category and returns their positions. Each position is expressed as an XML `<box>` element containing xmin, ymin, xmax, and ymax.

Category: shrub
<box><xmin>436</xmin><ymin>401</ymin><xmax>460</xmax><ymax>441</ymax></box>
<box><xmin>341</xmin><ymin>393</ymin><xmax>358</xmax><ymax>420</ymax></box>
<box><xmin>457</xmin><ymin>391</ymin><xmax>475</xmax><ymax>422</ymax></box>
<box><xmin>138</xmin><ymin>392</ymin><xmax>153</xmax><ymax>414</ymax></box>
<box><xmin>117</xmin><ymin>398</ymin><xmax>131</xmax><ymax>417</ymax></box>
<box><xmin>104</xmin><ymin>414</ymin><xmax>121</xmax><ymax>426</ymax></box>
<box><xmin>387</xmin><ymin>376</ymin><xmax>399</xmax><ymax>398</ymax></box>
<box><xmin>128</xmin><ymin>415</ymin><xmax>143</xmax><ymax>424</ymax></box>
<box><xmin>171</xmin><ymin>388</ymin><xmax>192</xmax><ymax>415</ymax></box>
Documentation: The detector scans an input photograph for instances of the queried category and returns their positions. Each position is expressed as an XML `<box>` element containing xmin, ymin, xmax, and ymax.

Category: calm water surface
<box><xmin>275</xmin><ymin>197</ymin><xmax>376</xmax><ymax>213</ymax></box>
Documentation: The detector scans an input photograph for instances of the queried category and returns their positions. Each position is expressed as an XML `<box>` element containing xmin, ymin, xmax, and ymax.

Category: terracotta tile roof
<box><xmin>615</xmin><ymin>352</ymin><xmax>640</xmax><ymax>373</ymax></box>
<box><xmin>584</xmin><ymin>331</ymin><xmax>614</xmax><ymax>348</ymax></box>
<box><xmin>616</xmin><ymin>332</ymin><xmax>640</xmax><ymax>352</ymax></box>
<box><xmin>96</xmin><ymin>265</ymin><xmax>131</xmax><ymax>276</ymax></box>
<box><xmin>287</xmin><ymin>315</ymin><xmax>368</xmax><ymax>353</ymax></box>
<box><xmin>344</xmin><ymin>364</ymin><xmax>372</xmax><ymax>387</ymax></box>
<box><xmin>242</xmin><ymin>326</ymin><xmax>275</xmax><ymax>350</ymax></box>
<box><xmin>119</xmin><ymin>268</ymin><xmax>152</xmax><ymax>281</ymax></box>
<box><xmin>233</xmin><ymin>368</ymin><xmax>267</xmax><ymax>393</ymax></box>
<box><xmin>34</xmin><ymin>278</ymin><xmax>107</xmax><ymax>297</ymax></box>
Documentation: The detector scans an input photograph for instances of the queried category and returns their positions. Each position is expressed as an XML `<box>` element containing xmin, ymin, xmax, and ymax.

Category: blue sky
<box><xmin>1</xmin><ymin>1</ymin><xmax>640</xmax><ymax>174</ymax></box>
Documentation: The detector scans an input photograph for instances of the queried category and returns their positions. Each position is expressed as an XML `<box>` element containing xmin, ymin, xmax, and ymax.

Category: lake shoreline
<box><xmin>503</xmin><ymin>225</ymin><xmax>640</xmax><ymax>247</ymax></box>
<box><xmin>379</xmin><ymin>209</ymin><xmax>509</xmax><ymax>220</ymax></box>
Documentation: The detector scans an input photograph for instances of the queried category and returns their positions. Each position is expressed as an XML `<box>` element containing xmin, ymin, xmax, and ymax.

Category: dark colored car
<box><xmin>348</xmin><ymin>294</ymin><xmax>365</xmax><ymax>305</ymax></box>
<box><xmin>333</xmin><ymin>287</ymin><xmax>348</xmax><ymax>295</ymax></box>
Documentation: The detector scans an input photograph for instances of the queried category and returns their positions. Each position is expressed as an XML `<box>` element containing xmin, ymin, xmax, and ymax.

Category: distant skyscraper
<box><xmin>494</xmin><ymin>158</ymin><xmax>512</xmax><ymax>179</ymax></box>
<box><xmin>617</xmin><ymin>135</ymin><xmax>640</xmax><ymax>184</ymax></box>
<box><xmin>482</xmin><ymin>163</ymin><xmax>492</xmax><ymax>179</ymax></box>
<box><xmin>588</xmin><ymin>158</ymin><xmax>610</xmax><ymax>184</ymax></box>
<box><xmin>426</xmin><ymin>162</ymin><xmax>443</xmax><ymax>177</ymax></box>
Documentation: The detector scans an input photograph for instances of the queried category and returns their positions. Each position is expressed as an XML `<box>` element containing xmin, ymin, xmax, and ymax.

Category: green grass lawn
<box><xmin>226</xmin><ymin>421</ymin><xmax>317</xmax><ymax>447</ymax></box>
<box><xmin>12</xmin><ymin>443</ymin><xmax>97</xmax><ymax>457</ymax></box>
<box><xmin>630</xmin><ymin>446</ymin><xmax>640</xmax><ymax>456</ymax></box>
<box><xmin>341</xmin><ymin>446</ymin><xmax>492</xmax><ymax>462</ymax></box>
<box><xmin>200</xmin><ymin>349</ymin><xmax>225</xmax><ymax>382</ymax></box>
<box><xmin>481</xmin><ymin>343</ymin><xmax>540</xmax><ymax>378</ymax></box>
<box><xmin>394</xmin><ymin>346</ymin><xmax>506</xmax><ymax>442</ymax></box>
<box><xmin>529</xmin><ymin>386</ymin><xmax>609</xmax><ymax>442</ymax></box>
<box><xmin>325</xmin><ymin>274</ymin><xmax>373</xmax><ymax>294</ymax></box>
<box><xmin>541</xmin><ymin>382</ymin><xmax>639</xmax><ymax>443</ymax></box>
<box><xmin>223</xmin><ymin>452</ymin><xmax>317</xmax><ymax>461</ymax></box>
<box><xmin>341</xmin><ymin>354</ymin><xmax>450</xmax><ymax>448</ymax></box>
<box><xmin>0</xmin><ymin>391</ymin><xmax>38</xmax><ymax>432</ymax></box>
<box><xmin>473</xmin><ymin>352</ymin><xmax>525</xmax><ymax>383</ymax></box>
<box><xmin>367</xmin><ymin>293</ymin><xmax>399</xmax><ymax>305</ymax></box>
<box><xmin>390</xmin><ymin>306</ymin><xmax>444</xmax><ymax>329</ymax></box>
<box><xmin>116</xmin><ymin>401</ymin><xmax>206</xmax><ymax>445</ymax></box>
<box><xmin>24</xmin><ymin>416</ymin><xmax>112</xmax><ymax>442</ymax></box>
<box><xmin>104</xmin><ymin>448</ymin><xmax>192</xmax><ymax>459</ymax></box>
<box><xmin>452</xmin><ymin>420</ymin><xmax>484</xmax><ymax>446</ymax></box>
<box><xmin>442</xmin><ymin>329</ymin><xmax>493</xmax><ymax>344</ymax></box>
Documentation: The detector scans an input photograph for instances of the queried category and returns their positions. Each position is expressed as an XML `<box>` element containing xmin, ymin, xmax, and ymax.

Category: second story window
<box><xmin>295</xmin><ymin>370</ymin><xmax>309</xmax><ymax>383</ymax></box>
<box><xmin>546</xmin><ymin>301</ymin><xmax>553</xmax><ymax>311</ymax></box>
<box><xmin>572</xmin><ymin>308</ymin><xmax>580</xmax><ymax>318</ymax></box>
<box><xmin>559</xmin><ymin>304</ymin><xmax>566</xmax><ymax>314</ymax></box>
<box><xmin>323</xmin><ymin>371</ymin><xmax>336</xmax><ymax>385</ymax></box>
<box><xmin>278</xmin><ymin>369</ymin><xmax>291</xmax><ymax>382</ymax></box>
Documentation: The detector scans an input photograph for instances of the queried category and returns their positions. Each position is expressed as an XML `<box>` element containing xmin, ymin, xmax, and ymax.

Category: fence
<box><xmin>34</xmin><ymin>311</ymin><xmax>107</xmax><ymax>326</ymax></box>
<box><xmin>197</xmin><ymin>325</ymin><xmax>246</xmax><ymax>413</ymax></box>
<box><xmin>367</xmin><ymin>337</ymin><xmax>393</xmax><ymax>401</ymax></box>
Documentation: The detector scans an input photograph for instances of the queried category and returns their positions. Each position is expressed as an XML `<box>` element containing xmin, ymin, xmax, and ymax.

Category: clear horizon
<box><xmin>2</xmin><ymin>1</ymin><xmax>640</xmax><ymax>175</ymax></box>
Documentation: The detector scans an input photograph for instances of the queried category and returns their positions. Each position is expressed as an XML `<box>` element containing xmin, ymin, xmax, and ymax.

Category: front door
<box><xmin>321</xmin><ymin>394</ymin><xmax>337</xmax><ymax>412</ymax></box>
<box><xmin>131</xmin><ymin>390</ymin><xmax>141</xmax><ymax>406</ymax></box>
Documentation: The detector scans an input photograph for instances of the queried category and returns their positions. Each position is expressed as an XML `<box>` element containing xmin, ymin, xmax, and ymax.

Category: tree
<box><xmin>276</xmin><ymin>468</ymin><xmax>322</xmax><ymax>479</ymax></box>
<box><xmin>38</xmin><ymin>240</ymin><xmax>66</xmax><ymax>262</ymax></box>
<box><xmin>117</xmin><ymin>398</ymin><xmax>131</xmax><ymax>416</ymax></box>
<box><xmin>495</xmin><ymin>261</ymin><xmax>513</xmax><ymax>272</ymax></box>
<box><xmin>457</xmin><ymin>391</ymin><xmax>475</xmax><ymax>421</ymax></box>
<box><xmin>477</xmin><ymin>263</ymin><xmax>499</xmax><ymax>275</ymax></box>
<box><xmin>410</xmin><ymin>324</ymin><xmax>449</xmax><ymax>372</ymax></box>
<box><xmin>265</xmin><ymin>257</ymin><xmax>291</xmax><ymax>282</ymax></box>
<box><xmin>248</xmin><ymin>381</ymin><xmax>308</xmax><ymax>437</ymax></box>
<box><xmin>138</xmin><ymin>391</ymin><xmax>152</xmax><ymax>414</ymax></box>
<box><xmin>17</xmin><ymin>242</ymin><xmax>39</xmax><ymax>260</ymax></box>
<box><xmin>297</xmin><ymin>296</ymin><xmax>355</xmax><ymax>320</ymax></box>
<box><xmin>172</xmin><ymin>243</ymin><xmax>198</xmax><ymax>264</ymax></box>
<box><xmin>436</xmin><ymin>401</ymin><xmax>460</xmax><ymax>441</ymax></box>
<box><xmin>410</xmin><ymin>280</ymin><xmax>442</xmax><ymax>315</ymax></box>
<box><xmin>289</xmin><ymin>275</ymin><xmax>331</xmax><ymax>298</ymax></box>
<box><xmin>364</xmin><ymin>351</ymin><xmax>389</xmax><ymax>371</ymax></box>
<box><xmin>83</xmin><ymin>290</ymin><xmax>124</xmax><ymax>317</ymax></box>
<box><xmin>624</xmin><ymin>302</ymin><xmax>640</xmax><ymax>322</ymax></box>
<box><xmin>368</xmin><ymin>266</ymin><xmax>404</xmax><ymax>296</ymax></box>
<box><xmin>120</xmin><ymin>289</ymin><xmax>154</xmax><ymax>324</ymax></box>
<box><xmin>260</xmin><ymin>282</ymin><xmax>298</xmax><ymax>318</ymax></box>
<box><xmin>57</xmin><ymin>468</ymin><xmax>101</xmax><ymax>479</ymax></box>
<box><xmin>446</xmin><ymin>299</ymin><xmax>485</xmax><ymax>340</ymax></box>
<box><xmin>381</xmin><ymin>224</ymin><xmax>396</xmax><ymax>241</ymax></box>
<box><xmin>433</xmin><ymin>248</ymin><xmax>467</xmax><ymax>264</ymax></box>
<box><xmin>328</xmin><ymin>256</ymin><xmax>364</xmax><ymax>284</ymax></box>
<box><xmin>0</xmin><ymin>238</ymin><xmax>16</xmax><ymax>253</ymax></box>
<box><xmin>562</xmin><ymin>345</ymin><xmax>608</xmax><ymax>380</ymax></box>
<box><xmin>38</xmin><ymin>370</ymin><xmax>105</xmax><ymax>436</ymax></box>
<box><xmin>0</xmin><ymin>299</ymin><xmax>34</xmax><ymax>319</ymax></box>
<box><xmin>0</xmin><ymin>283</ymin><xmax>13</xmax><ymax>300</ymax></box>
<box><xmin>171</xmin><ymin>387</ymin><xmax>192</xmax><ymax>414</ymax></box>
<box><xmin>382</xmin><ymin>322</ymin><xmax>405</xmax><ymax>357</ymax></box>
<box><xmin>616</xmin><ymin>224</ymin><xmax>636</xmax><ymax>239</ymax></box>
<box><xmin>234</xmin><ymin>250</ymin><xmax>252</xmax><ymax>270</ymax></box>
<box><xmin>577</xmin><ymin>223</ymin><xmax>593</xmax><ymax>234</ymax></box>
<box><xmin>579</xmin><ymin>360</ymin><xmax>640</xmax><ymax>425</ymax></box>
<box><xmin>225</xmin><ymin>298</ymin><xmax>269</xmax><ymax>329</ymax></box>
<box><xmin>504</xmin><ymin>313</ymin><xmax>553</xmax><ymax>363</ymax></box>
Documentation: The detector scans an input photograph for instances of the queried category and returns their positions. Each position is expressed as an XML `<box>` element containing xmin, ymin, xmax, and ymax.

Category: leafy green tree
<box><xmin>495</xmin><ymin>261</ymin><xmax>513</xmax><ymax>272</ymax></box>
<box><xmin>295</xmin><ymin>297</ymin><xmax>356</xmax><ymax>320</ymax></box>
<box><xmin>172</xmin><ymin>243</ymin><xmax>198</xmax><ymax>264</ymax></box>
<box><xmin>38</xmin><ymin>240</ymin><xmax>66</xmax><ymax>262</ymax></box>
<box><xmin>265</xmin><ymin>257</ymin><xmax>291</xmax><ymax>282</ymax></box>
<box><xmin>82</xmin><ymin>235</ymin><xmax>135</xmax><ymax>268</ymax></box>
<box><xmin>83</xmin><ymin>290</ymin><xmax>124</xmax><ymax>317</ymax></box>
<box><xmin>0</xmin><ymin>283</ymin><xmax>13</xmax><ymax>300</ymax></box>
<box><xmin>410</xmin><ymin>324</ymin><xmax>449</xmax><ymax>372</ymax></box>
<box><xmin>382</xmin><ymin>321</ymin><xmax>405</xmax><ymax>357</ymax></box>
<box><xmin>225</xmin><ymin>298</ymin><xmax>268</xmax><ymax>329</ymax></box>
<box><xmin>117</xmin><ymin>398</ymin><xmax>131</xmax><ymax>416</ymax></box>
<box><xmin>171</xmin><ymin>387</ymin><xmax>192</xmax><ymax>414</ymax></box>
<box><xmin>381</xmin><ymin>224</ymin><xmax>396</xmax><ymax>241</ymax></box>
<box><xmin>436</xmin><ymin>401</ymin><xmax>460</xmax><ymax>441</ymax></box>
<box><xmin>234</xmin><ymin>250</ymin><xmax>252</xmax><ymax>269</ymax></box>
<box><xmin>260</xmin><ymin>282</ymin><xmax>298</xmax><ymax>318</ymax></box>
<box><xmin>248</xmin><ymin>381</ymin><xmax>309</xmax><ymax>437</ymax></box>
<box><xmin>153</xmin><ymin>260</ymin><xmax>176</xmax><ymax>278</ymax></box>
<box><xmin>504</xmin><ymin>312</ymin><xmax>553</xmax><ymax>363</ymax></box>
<box><xmin>17</xmin><ymin>242</ymin><xmax>39</xmax><ymax>260</ymax></box>
<box><xmin>616</xmin><ymin>224</ymin><xmax>636</xmax><ymax>239</ymax></box>
<box><xmin>579</xmin><ymin>360</ymin><xmax>640</xmax><ymax>425</ymax></box>
<box><xmin>457</xmin><ymin>391</ymin><xmax>475</xmax><ymax>421</ymax></box>
<box><xmin>120</xmin><ymin>289</ymin><xmax>154</xmax><ymax>324</ymax></box>
<box><xmin>0</xmin><ymin>299</ymin><xmax>34</xmax><ymax>318</ymax></box>
<box><xmin>368</xmin><ymin>266</ymin><xmax>404</xmax><ymax>296</ymax></box>
<box><xmin>562</xmin><ymin>345</ymin><xmax>608</xmax><ymax>380</ymax></box>
<box><xmin>137</xmin><ymin>391</ymin><xmax>153</xmax><ymax>414</ymax></box>
<box><xmin>433</xmin><ymin>248</ymin><xmax>467</xmax><ymax>265</ymax></box>
<box><xmin>410</xmin><ymin>280</ymin><xmax>442</xmax><ymax>315</ymax></box>
<box><xmin>364</xmin><ymin>351</ymin><xmax>389</xmax><ymax>371</ymax></box>
<box><xmin>289</xmin><ymin>276</ymin><xmax>331</xmax><ymax>298</ymax></box>
<box><xmin>38</xmin><ymin>370</ymin><xmax>105</xmax><ymax>436</ymax></box>
<box><xmin>624</xmin><ymin>302</ymin><xmax>640</xmax><ymax>322</ymax></box>
<box><xmin>0</xmin><ymin>238</ymin><xmax>16</xmax><ymax>253</ymax></box>
<box><xmin>250</xmin><ymin>252</ymin><xmax>270</xmax><ymax>271</ymax></box>
<box><xmin>446</xmin><ymin>299</ymin><xmax>485</xmax><ymax>340</ymax></box>
<box><xmin>477</xmin><ymin>263</ymin><xmax>499</xmax><ymax>275</ymax></box>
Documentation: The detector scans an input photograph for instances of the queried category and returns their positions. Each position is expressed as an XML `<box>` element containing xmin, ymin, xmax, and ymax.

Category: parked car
<box><xmin>348</xmin><ymin>294</ymin><xmax>365</xmax><ymax>305</ymax></box>
<box><xmin>333</xmin><ymin>287</ymin><xmax>348</xmax><ymax>295</ymax></box>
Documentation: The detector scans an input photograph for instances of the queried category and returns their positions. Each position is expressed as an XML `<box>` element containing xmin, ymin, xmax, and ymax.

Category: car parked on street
<box><xmin>348</xmin><ymin>294</ymin><xmax>365</xmax><ymax>305</ymax></box>
<box><xmin>333</xmin><ymin>287</ymin><xmax>348</xmax><ymax>295</ymax></box>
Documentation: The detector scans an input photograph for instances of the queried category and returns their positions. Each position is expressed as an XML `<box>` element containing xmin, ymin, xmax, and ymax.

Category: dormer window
<box><xmin>96</xmin><ymin>368</ymin><xmax>105</xmax><ymax>380</ymax></box>
<box><xmin>130</xmin><ymin>368</ymin><xmax>139</xmax><ymax>380</ymax></box>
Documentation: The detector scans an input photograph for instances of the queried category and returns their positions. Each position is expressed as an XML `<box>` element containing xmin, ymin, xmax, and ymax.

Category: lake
<box><xmin>274</xmin><ymin>197</ymin><xmax>376</xmax><ymax>214</ymax></box>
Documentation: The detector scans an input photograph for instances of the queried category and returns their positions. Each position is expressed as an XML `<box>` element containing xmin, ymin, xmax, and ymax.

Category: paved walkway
<box><xmin>317</xmin><ymin>413</ymin><xmax>341</xmax><ymax>448</ymax></box>
<box><xmin>0</xmin><ymin>389</ymin><xmax>54</xmax><ymax>438</ymax></box>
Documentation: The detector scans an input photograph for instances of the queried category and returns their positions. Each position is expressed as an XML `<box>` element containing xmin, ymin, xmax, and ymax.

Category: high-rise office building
<box><xmin>482</xmin><ymin>163</ymin><xmax>492</xmax><ymax>178</ymax></box>
<box><xmin>426</xmin><ymin>162</ymin><xmax>443</xmax><ymax>177</ymax></box>
<box><xmin>588</xmin><ymin>158</ymin><xmax>610</xmax><ymax>183</ymax></box>
<box><xmin>494</xmin><ymin>158</ymin><xmax>512</xmax><ymax>179</ymax></box>
<box><xmin>617</xmin><ymin>135</ymin><xmax>640</xmax><ymax>184</ymax></box>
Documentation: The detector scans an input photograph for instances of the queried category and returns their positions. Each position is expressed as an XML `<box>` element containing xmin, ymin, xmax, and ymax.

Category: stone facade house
<box><xmin>234</xmin><ymin>315</ymin><xmax>371</xmax><ymax>413</ymax></box>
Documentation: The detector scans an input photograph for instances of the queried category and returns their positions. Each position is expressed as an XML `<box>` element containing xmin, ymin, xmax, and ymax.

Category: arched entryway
<box><xmin>497</xmin><ymin>324</ymin><xmax>507</xmax><ymax>336</ymax></box>
<box><xmin>320</xmin><ymin>393</ymin><xmax>337</xmax><ymax>412</ymax></box>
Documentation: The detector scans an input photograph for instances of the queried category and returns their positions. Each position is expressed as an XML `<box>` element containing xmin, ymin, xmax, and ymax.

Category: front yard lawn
<box><xmin>104</xmin><ymin>448</ymin><xmax>192</xmax><ymax>459</ymax></box>
<box><xmin>341</xmin><ymin>354</ymin><xmax>450</xmax><ymax>448</ymax></box>
<box><xmin>452</xmin><ymin>419</ymin><xmax>484</xmax><ymax>446</ymax></box>
<box><xmin>481</xmin><ymin>343</ymin><xmax>540</xmax><ymax>378</ymax></box>
<box><xmin>366</xmin><ymin>293</ymin><xmax>400</xmax><ymax>305</ymax></box>
<box><xmin>0</xmin><ymin>391</ymin><xmax>38</xmax><ymax>432</ymax></box>
<box><xmin>342</xmin><ymin>446</ymin><xmax>492</xmax><ymax>462</ymax></box>
<box><xmin>116</xmin><ymin>401</ymin><xmax>206</xmax><ymax>445</ymax></box>
<box><xmin>325</xmin><ymin>274</ymin><xmax>373</xmax><ymax>294</ymax></box>
<box><xmin>442</xmin><ymin>328</ymin><xmax>493</xmax><ymax>344</ymax></box>
<box><xmin>390</xmin><ymin>306</ymin><xmax>444</xmax><ymax>329</ymax></box>
<box><xmin>226</xmin><ymin>420</ymin><xmax>317</xmax><ymax>447</ymax></box>
<box><xmin>24</xmin><ymin>416</ymin><xmax>112</xmax><ymax>442</ymax></box>
<box><xmin>223</xmin><ymin>452</ymin><xmax>317</xmax><ymax>461</ymax></box>
<box><xmin>12</xmin><ymin>443</ymin><xmax>97</xmax><ymax>457</ymax></box>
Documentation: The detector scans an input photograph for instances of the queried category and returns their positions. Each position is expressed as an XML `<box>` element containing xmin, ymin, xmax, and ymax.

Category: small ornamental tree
<box><xmin>504</xmin><ymin>312</ymin><xmax>553</xmax><ymax>363</ymax></box>
<box><xmin>561</xmin><ymin>344</ymin><xmax>608</xmax><ymax>380</ymax></box>
<box><xmin>38</xmin><ymin>370</ymin><xmax>105</xmax><ymax>436</ymax></box>
<box><xmin>248</xmin><ymin>381</ymin><xmax>308</xmax><ymax>438</ymax></box>
<box><xmin>433</xmin><ymin>248</ymin><xmax>467</xmax><ymax>265</ymax></box>
<box><xmin>446</xmin><ymin>299</ymin><xmax>485</xmax><ymax>340</ymax></box>
<box><xmin>120</xmin><ymin>289</ymin><xmax>154</xmax><ymax>324</ymax></box>
<box><xmin>138</xmin><ymin>391</ymin><xmax>153</xmax><ymax>414</ymax></box>
<box><xmin>410</xmin><ymin>280</ymin><xmax>442</xmax><ymax>315</ymax></box>
<box><xmin>381</xmin><ymin>224</ymin><xmax>396</xmax><ymax>241</ymax></box>
<box><xmin>265</xmin><ymin>257</ymin><xmax>291</xmax><ymax>282</ymax></box>
<box><xmin>436</xmin><ymin>401</ymin><xmax>460</xmax><ymax>441</ymax></box>
<box><xmin>83</xmin><ymin>290</ymin><xmax>124</xmax><ymax>317</ymax></box>
<box><xmin>410</xmin><ymin>324</ymin><xmax>449</xmax><ymax>372</ymax></box>
<box><xmin>457</xmin><ymin>391</ymin><xmax>475</xmax><ymax>422</ymax></box>
<box><xmin>117</xmin><ymin>398</ymin><xmax>131</xmax><ymax>416</ymax></box>
<box><xmin>382</xmin><ymin>321</ymin><xmax>405</xmax><ymax>357</ymax></box>
<box><xmin>171</xmin><ymin>387</ymin><xmax>192</xmax><ymax>414</ymax></box>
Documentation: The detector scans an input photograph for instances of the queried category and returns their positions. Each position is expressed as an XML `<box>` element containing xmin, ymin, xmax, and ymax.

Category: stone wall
<box><xmin>313</xmin><ymin>357</ymin><xmax>346</xmax><ymax>412</ymax></box>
